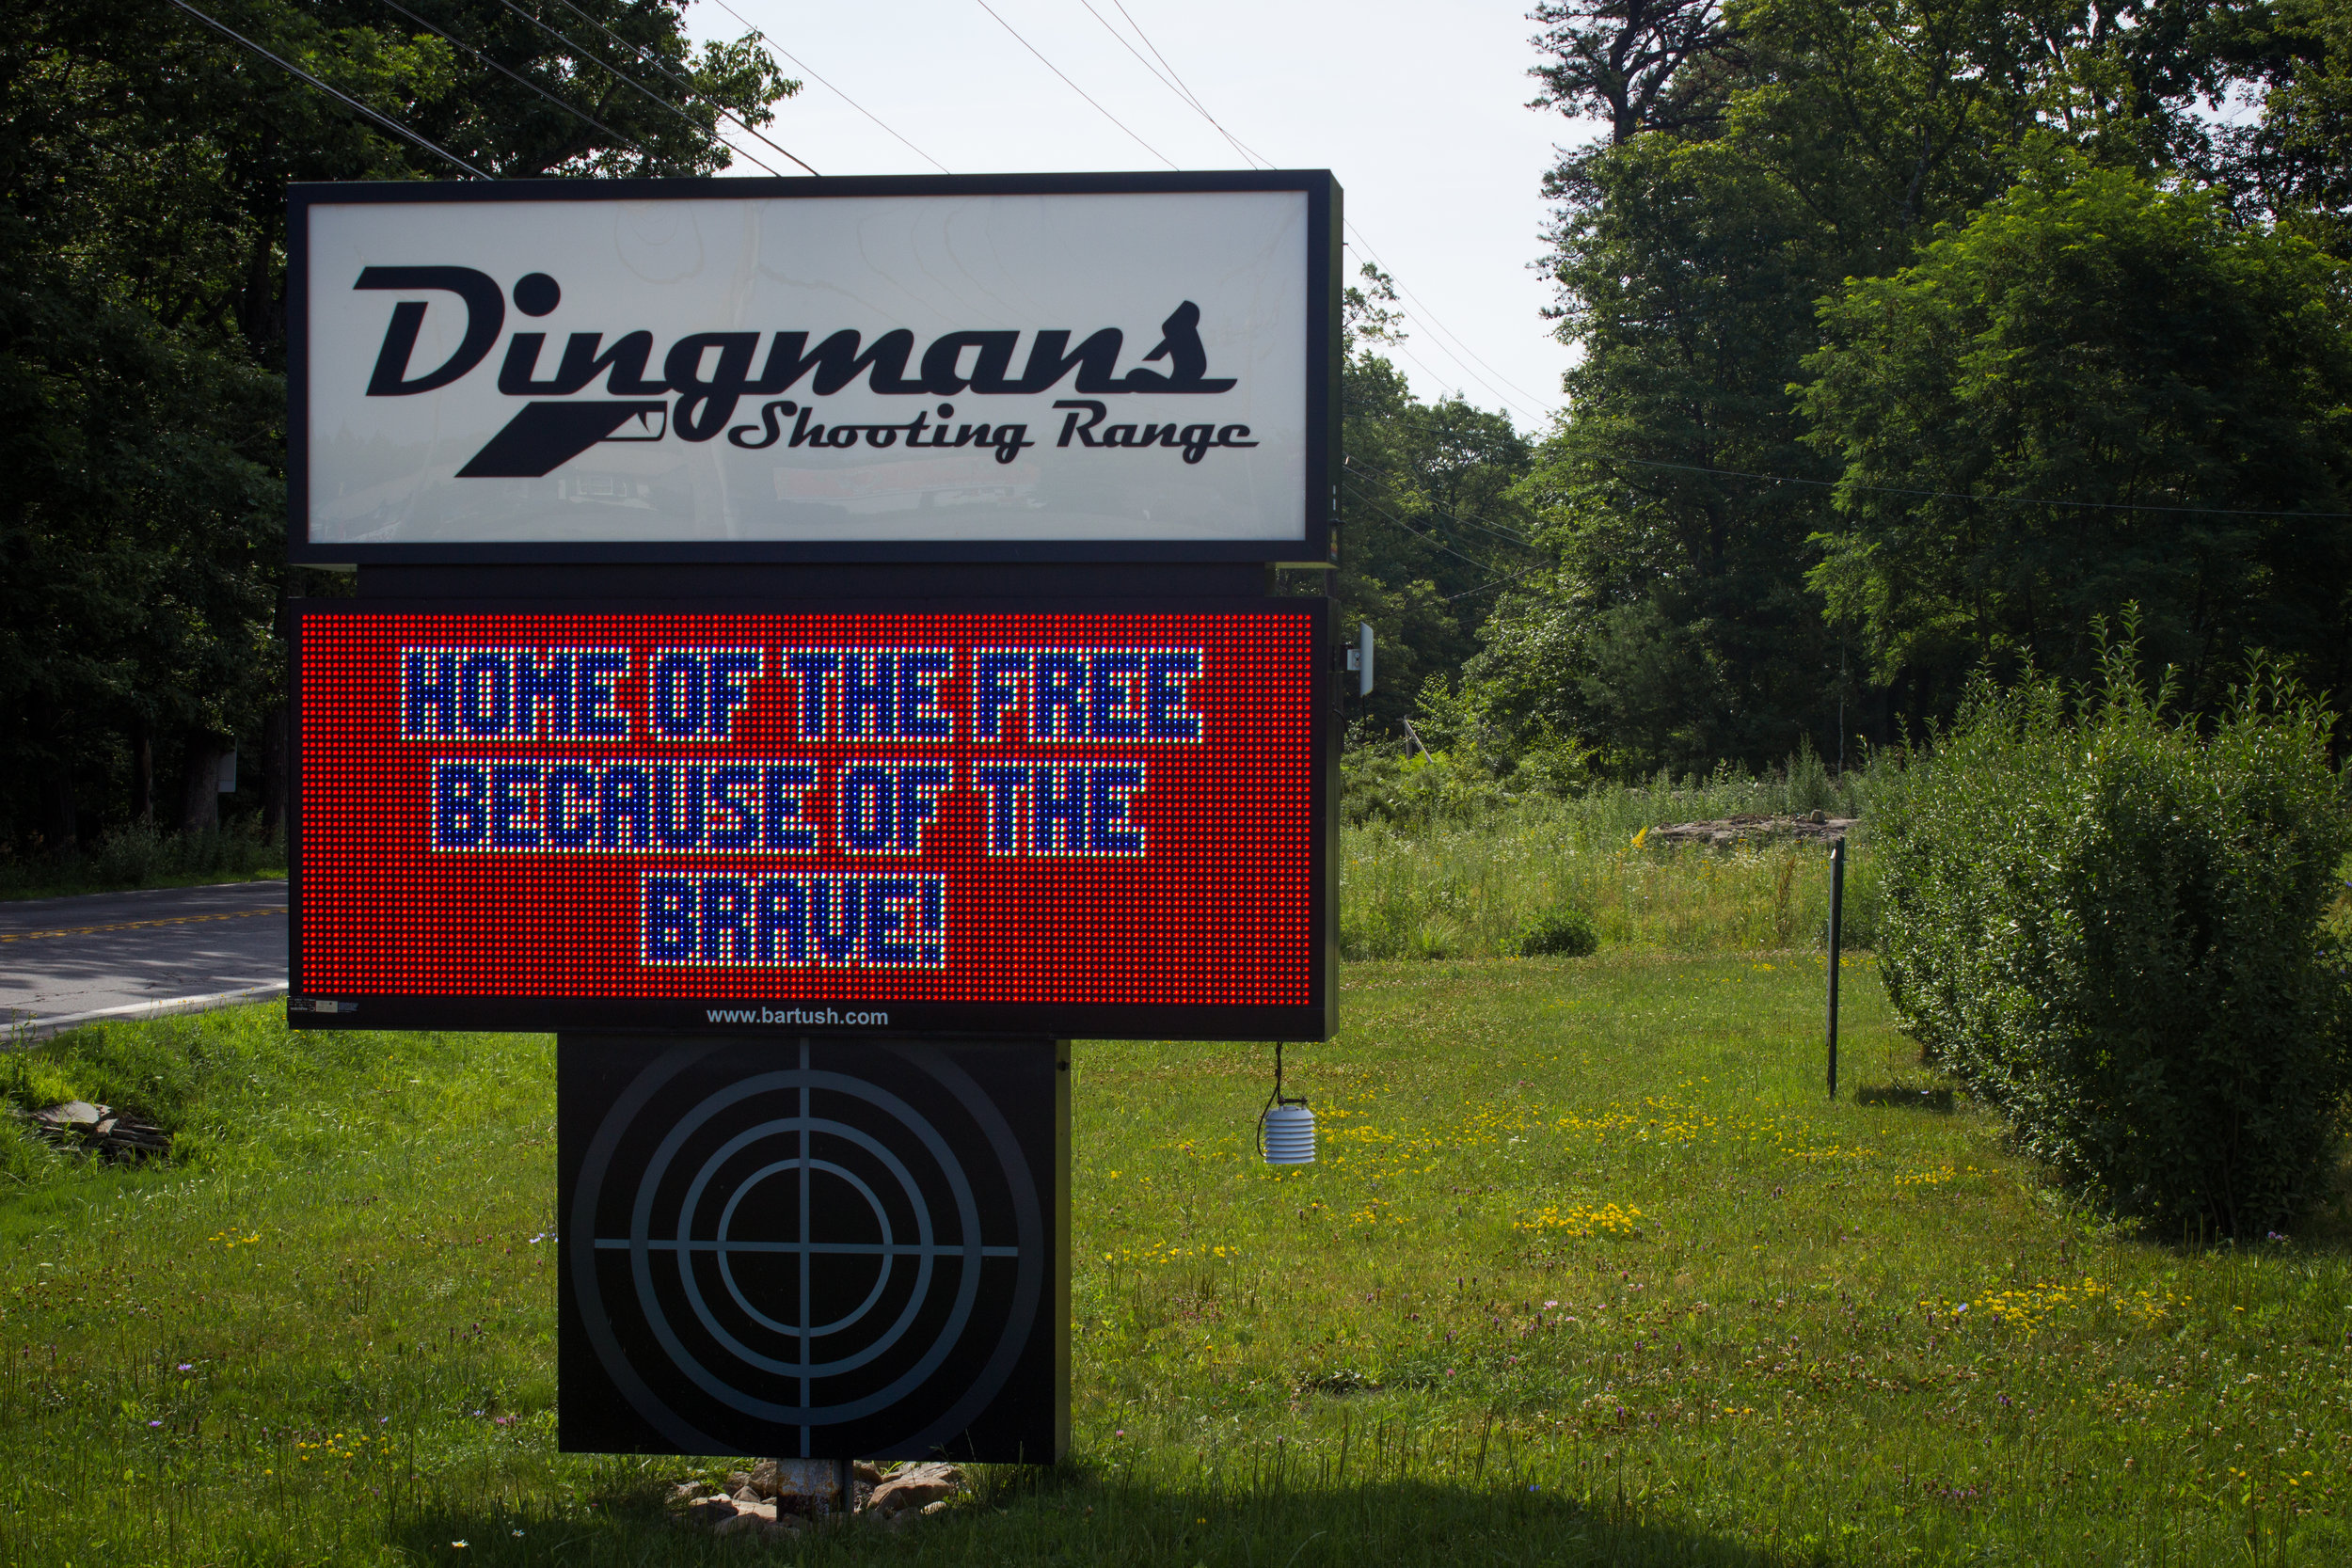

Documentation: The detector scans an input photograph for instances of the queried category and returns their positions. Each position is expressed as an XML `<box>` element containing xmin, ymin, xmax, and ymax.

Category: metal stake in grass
<box><xmin>1826</xmin><ymin>835</ymin><xmax>1845</xmax><ymax>1100</ymax></box>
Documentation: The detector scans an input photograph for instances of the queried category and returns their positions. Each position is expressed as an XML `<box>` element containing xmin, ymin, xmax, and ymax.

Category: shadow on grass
<box><xmin>390</xmin><ymin>1470</ymin><xmax>1783</xmax><ymax>1566</ymax></box>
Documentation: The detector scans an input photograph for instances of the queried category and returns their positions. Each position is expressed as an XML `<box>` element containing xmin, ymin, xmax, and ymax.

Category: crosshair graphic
<box><xmin>564</xmin><ymin>1039</ymin><xmax>1050</xmax><ymax>1459</ymax></box>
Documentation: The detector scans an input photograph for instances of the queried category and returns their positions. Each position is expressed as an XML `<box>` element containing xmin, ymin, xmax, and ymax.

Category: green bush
<box><xmin>1509</xmin><ymin>906</ymin><xmax>1600</xmax><ymax>958</ymax></box>
<box><xmin>1339</xmin><ymin>744</ymin><xmax>1514</xmax><ymax>827</ymax></box>
<box><xmin>1874</xmin><ymin>643</ymin><xmax>2352</xmax><ymax>1237</ymax></box>
<box><xmin>0</xmin><ymin>819</ymin><xmax>284</xmax><ymax>897</ymax></box>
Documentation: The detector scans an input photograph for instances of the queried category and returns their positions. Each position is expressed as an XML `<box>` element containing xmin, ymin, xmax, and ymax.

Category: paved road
<box><xmin>1</xmin><ymin>881</ymin><xmax>287</xmax><ymax>1037</ymax></box>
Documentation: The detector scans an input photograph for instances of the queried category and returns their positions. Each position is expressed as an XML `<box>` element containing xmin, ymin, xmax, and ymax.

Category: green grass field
<box><xmin>5</xmin><ymin>952</ymin><xmax>2349</xmax><ymax>1566</ymax></box>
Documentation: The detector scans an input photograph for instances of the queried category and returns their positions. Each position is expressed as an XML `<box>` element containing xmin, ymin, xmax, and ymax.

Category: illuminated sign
<box><xmin>290</xmin><ymin>605</ymin><xmax>1330</xmax><ymax>1037</ymax></box>
<box><xmin>288</xmin><ymin>173</ymin><xmax>1339</xmax><ymax>564</ymax></box>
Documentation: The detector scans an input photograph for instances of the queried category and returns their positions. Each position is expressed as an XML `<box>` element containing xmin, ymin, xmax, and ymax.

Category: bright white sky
<box><xmin>683</xmin><ymin>0</ymin><xmax>1591</xmax><ymax>432</ymax></box>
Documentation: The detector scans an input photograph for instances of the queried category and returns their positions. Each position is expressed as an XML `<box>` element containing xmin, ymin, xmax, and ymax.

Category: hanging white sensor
<box><xmin>1257</xmin><ymin>1041</ymin><xmax>1316</xmax><ymax>1164</ymax></box>
<box><xmin>1262</xmin><ymin>1102</ymin><xmax>1316</xmax><ymax>1164</ymax></box>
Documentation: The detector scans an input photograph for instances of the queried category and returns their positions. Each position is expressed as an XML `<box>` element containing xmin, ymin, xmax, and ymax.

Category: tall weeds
<box><xmin>1340</xmin><ymin>792</ymin><xmax>1878</xmax><ymax>960</ymax></box>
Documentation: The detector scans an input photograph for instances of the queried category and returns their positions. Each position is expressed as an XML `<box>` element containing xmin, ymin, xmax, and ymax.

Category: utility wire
<box><xmin>371</xmin><ymin>0</ymin><xmax>648</xmax><ymax>162</ymax></box>
<box><xmin>1104</xmin><ymin>0</ymin><xmax>1269</xmax><ymax>165</ymax></box>
<box><xmin>484</xmin><ymin>0</ymin><xmax>788</xmax><ymax>176</ymax></box>
<box><xmin>1614</xmin><ymin>455</ymin><xmax>2352</xmax><ymax>520</ymax></box>
<box><xmin>1075</xmin><ymin>0</ymin><xmax>1552</xmax><ymax>423</ymax></box>
<box><xmin>542</xmin><ymin>0</ymin><xmax>818</xmax><ymax>174</ymax></box>
<box><xmin>1343</xmin><ymin>451</ymin><xmax>1542</xmax><ymax>542</ymax></box>
<box><xmin>705</xmin><ymin>0</ymin><xmax>949</xmax><ymax>172</ymax></box>
<box><xmin>1344</xmin><ymin>464</ymin><xmax>1534</xmax><ymax>551</ymax></box>
<box><xmin>1074</xmin><ymin>0</ymin><xmax>1252</xmax><ymax>166</ymax></box>
<box><xmin>1443</xmin><ymin>562</ymin><xmax>1552</xmax><ymax>601</ymax></box>
<box><xmin>971</xmin><ymin>0</ymin><xmax>1176</xmax><ymax>168</ymax></box>
<box><xmin>1342</xmin><ymin>475</ymin><xmax>1518</xmax><ymax>577</ymax></box>
<box><xmin>1346</xmin><ymin>227</ymin><xmax>1551</xmax><ymax>420</ymax></box>
<box><xmin>166</xmin><ymin>0</ymin><xmax>487</xmax><ymax>177</ymax></box>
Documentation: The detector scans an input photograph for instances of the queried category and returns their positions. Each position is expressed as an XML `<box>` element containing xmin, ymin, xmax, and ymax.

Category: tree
<box><xmin>1481</xmin><ymin>0</ymin><xmax>2298</xmax><ymax>775</ymax></box>
<box><xmin>1798</xmin><ymin>151</ymin><xmax>2352</xmax><ymax>710</ymax></box>
<box><xmin>1333</xmin><ymin>277</ymin><xmax>1536</xmax><ymax>738</ymax></box>
<box><xmin>2218</xmin><ymin>0</ymin><xmax>2352</xmax><ymax>255</ymax></box>
<box><xmin>0</xmin><ymin>1</ymin><xmax>796</xmax><ymax>850</ymax></box>
<box><xmin>1527</xmin><ymin>0</ymin><xmax>1740</xmax><ymax>144</ymax></box>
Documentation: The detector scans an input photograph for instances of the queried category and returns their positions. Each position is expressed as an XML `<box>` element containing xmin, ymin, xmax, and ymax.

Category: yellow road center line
<box><xmin>0</xmin><ymin>907</ymin><xmax>288</xmax><ymax>942</ymax></box>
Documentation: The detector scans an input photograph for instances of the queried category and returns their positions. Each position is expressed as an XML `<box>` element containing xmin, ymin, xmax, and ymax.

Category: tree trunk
<box><xmin>31</xmin><ymin>694</ymin><xmax>78</xmax><ymax>851</ymax></box>
<box><xmin>132</xmin><ymin>715</ymin><xmax>154</xmax><ymax>822</ymax></box>
<box><xmin>261</xmin><ymin>702</ymin><xmax>289</xmax><ymax>841</ymax></box>
<box><xmin>40</xmin><ymin>759</ymin><xmax>77</xmax><ymax>852</ymax></box>
<box><xmin>180</xmin><ymin>736</ymin><xmax>227</xmax><ymax>833</ymax></box>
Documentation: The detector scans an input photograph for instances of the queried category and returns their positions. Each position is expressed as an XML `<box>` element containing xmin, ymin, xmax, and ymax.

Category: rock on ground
<box><xmin>865</xmin><ymin>1463</ymin><xmax>964</xmax><ymax>1518</ymax></box>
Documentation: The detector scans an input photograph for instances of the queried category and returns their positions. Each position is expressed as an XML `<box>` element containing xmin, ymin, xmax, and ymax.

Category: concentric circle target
<box><xmin>566</xmin><ymin>1040</ymin><xmax>1045</xmax><ymax>1457</ymax></box>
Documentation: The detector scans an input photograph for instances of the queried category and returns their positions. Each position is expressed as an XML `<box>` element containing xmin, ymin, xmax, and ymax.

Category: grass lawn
<box><xmin>4</xmin><ymin>954</ymin><xmax>2348</xmax><ymax>1565</ymax></box>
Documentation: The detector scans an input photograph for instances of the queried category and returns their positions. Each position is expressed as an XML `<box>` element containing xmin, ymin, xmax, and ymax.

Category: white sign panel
<box><xmin>290</xmin><ymin>176</ymin><xmax>1337</xmax><ymax>562</ymax></box>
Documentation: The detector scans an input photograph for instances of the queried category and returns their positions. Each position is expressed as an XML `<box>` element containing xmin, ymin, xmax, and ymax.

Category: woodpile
<box><xmin>1645</xmin><ymin>811</ymin><xmax>1856</xmax><ymax>847</ymax></box>
<box><xmin>16</xmin><ymin>1101</ymin><xmax>170</xmax><ymax>1160</ymax></box>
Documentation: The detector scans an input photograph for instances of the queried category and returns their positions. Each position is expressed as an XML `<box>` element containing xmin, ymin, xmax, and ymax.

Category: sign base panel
<box><xmin>558</xmin><ymin>1034</ymin><xmax>1069</xmax><ymax>1463</ymax></box>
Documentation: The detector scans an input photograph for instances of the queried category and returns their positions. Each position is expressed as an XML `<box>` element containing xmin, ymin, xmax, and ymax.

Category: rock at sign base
<box><xmin>682</xmin><ymin>1496</ymin><xmax>738</xmax><ymax>1525</ymax></box>
<box><xmin>712</xmin><ymin>1510</ymin><xmax>791</xmax><ymax>1539</ymax></box>
<box><xmin>866</xmin><ymin>1462</ymin><xmax>964</xmax><ymax>1517</ymax></box>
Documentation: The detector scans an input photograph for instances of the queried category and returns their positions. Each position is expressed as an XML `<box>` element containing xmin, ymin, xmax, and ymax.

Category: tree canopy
<box><xmin>1457</xmin><ymin>0</ymin><xmax>2352</xmax><ymax>777</ymax></box>
<box><xmin>0</xmin><ymin>1</ymin><xmax>794</xmax><ymax>851</ymax></box>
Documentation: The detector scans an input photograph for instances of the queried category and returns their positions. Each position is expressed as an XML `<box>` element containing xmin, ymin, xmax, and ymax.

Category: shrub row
<box><xmin>1874</xmin><ymin>648</ymin><xmax>2352</xmax><ymax>1237</ymax></box>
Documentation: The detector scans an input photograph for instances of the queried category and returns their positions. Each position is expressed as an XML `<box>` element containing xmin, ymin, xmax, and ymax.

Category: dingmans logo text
<box><xmin>356</xmin><ymin>267</ymin><xmax>1257</xmax><ymax>478</ymax></box>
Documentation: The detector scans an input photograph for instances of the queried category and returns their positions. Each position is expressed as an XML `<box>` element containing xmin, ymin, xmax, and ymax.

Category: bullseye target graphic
<box><xmin>559</xmin><ymin>1037</ymin><xmax>1067</xmax><ymax>1461</ymax></box>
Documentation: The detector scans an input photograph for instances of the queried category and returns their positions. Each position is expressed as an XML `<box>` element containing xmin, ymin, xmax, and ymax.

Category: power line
<box><xmin>1346</xmin><ymin>227</ymin><xmax>1552</xmax><ymax>419</ymax></box>
<box><xmin>1104</xmin><ymin>0</ymin><xmax>1270</xmax><ymax>165</ymax></box>
<box><xmin>1343</xmin><ymin>451</ymin><xmax>1543</xmax><ymax>541</ymax></box>
<box><xmin>704</xmin><ymin>0</ymin><xmax>949</xmax><ymax>172</ymax></box>
<box><xmin>1074</xmin><ymin>0</ymin><xmax>1254</xmax><ymax>166</ymax></box>
<box><xmin>1365</xmin><ymin>323</ymin><xmax>1544</xmax><ymax>431</ymax></box>
<box><xmin>1613</xmin><ymin>455</ymin><xmax>2352</xmax><ymax>520</ymax></box>
<box><xmin>542</xmin><ymin>0</ymin><xmax>818</xmax><ymax>175</ymax></box>
<box><xmin>1343</xmin><ymin>461</ymin><xmax>1535</xmax><ymax>550</ymax></box>
<box><xmin>1342</xmin><ymin>475</ymin><xmax>1519</xmax><ymax>577</ymax></box>
<box><xmin>970</xmin><ymin>0</ymin><xmax>1175</xmax><ymax>168</ymax></box>
<box><xmin>371</xmin><ymin>0</ymin><xmax>647</xmax><ymax>163</ymax></box>
<box><xmin>1345</xmin><ymin>240</ymin><xmax>1547</xmax><ymax>423</ymax></box>
<box><xmin>166</xmin><ymin>0</ymin><xmax>487</xmax><ymax>177</ymax></box>
<box><xmin>1444</xmin><ymin>562</ymin><xmax>1552</xmax><ymax>601</ymax></box>
<box><xmin>483</xmin><ymin>0</ymin><xmax>789</xmax><ymax>177</ymax></box>
<box><xmin>1068</xmin><ymin>1</ymin><xmax>1553</xmax><ymax>424</ymax></box>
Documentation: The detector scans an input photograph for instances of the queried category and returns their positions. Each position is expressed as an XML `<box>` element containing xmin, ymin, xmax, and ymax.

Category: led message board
<box><xmin>289</xmin><ymin>603</ymin><xmax>1329</xmax><ymax>1037</ymax></box>
<box><xmin>288</xmin><ymin>172</ymin><xmax>1339</xmax><ymax>565</ymax></box>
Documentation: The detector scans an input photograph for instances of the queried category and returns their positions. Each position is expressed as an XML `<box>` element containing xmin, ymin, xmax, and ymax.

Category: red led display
<box><xmin>292</xmin><ymin>607</ymin><xmax>1327</xmax><ymax>1037</ymax></box>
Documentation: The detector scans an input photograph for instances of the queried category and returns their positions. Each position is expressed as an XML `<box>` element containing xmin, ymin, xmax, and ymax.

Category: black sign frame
<box><xmin>285</xmin><ymin>591</ymin><xmax>1337</xmax><ymax>1040</ymax></box>
<box><xmin>286</xmin><ymin>170</ymin><xmax>1342</xmax><ymax>569</ymax></box>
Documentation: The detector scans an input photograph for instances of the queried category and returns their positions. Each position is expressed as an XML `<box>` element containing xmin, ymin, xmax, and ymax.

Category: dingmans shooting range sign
<box><xmin>288</xmin><ymin>174</ymin><xmax>1337</xmax><ymax>562</ymax></box>
<box><xmin>286</xmin><ymin>172</ymin><xmax>1341</xmax><ymax>1466</ymax></box>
